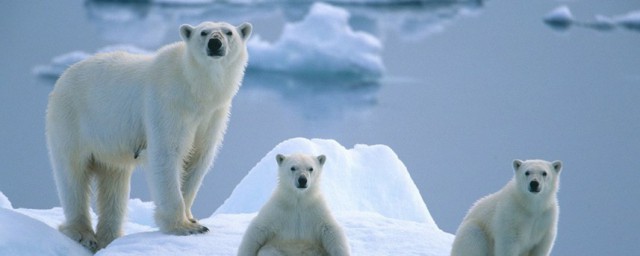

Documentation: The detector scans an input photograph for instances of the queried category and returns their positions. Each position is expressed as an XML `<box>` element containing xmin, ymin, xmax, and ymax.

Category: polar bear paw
<box><xmin>59</xmin><ymin>224</ymin><xmax>99</xmax><ymax>252</ymax></box>
<box><xmin>164</xmin><ymin>220</ymin><xmax>210</xmax><ymax>235</ymax></box>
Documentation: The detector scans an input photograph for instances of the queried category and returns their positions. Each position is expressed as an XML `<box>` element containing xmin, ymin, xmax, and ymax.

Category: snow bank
<box><xmin>0</xmin><ymin>138</ymin><xmax>454</xmax><ymax>255</ymax></box>
<box><xmin>0</xmin><ymin>208</ymin><xmax>91</xmax><ymax>256</ymax></box>
<box><xmin>247</xmin><ymin>2</ymin><xmax>384</xmax><ymax>78</ymax></box>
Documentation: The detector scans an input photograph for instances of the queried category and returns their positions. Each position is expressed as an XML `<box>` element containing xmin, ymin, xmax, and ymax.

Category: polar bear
<box><xmin>451</xmin><ymin>159</ymin><xmax>563</xmax><ymax>256</ymax></box>
<box><xmin>46</xmin><ymin>21</ymin><xmax>252</xmax><ymax>251</ymax></box>
<box><xmin>238</xmin><ymin>154</ymin><xmax>351</xmax><ymax>256</ymax></box>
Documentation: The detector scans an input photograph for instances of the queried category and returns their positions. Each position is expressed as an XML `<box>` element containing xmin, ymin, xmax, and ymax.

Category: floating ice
<box><xmin>247</xmin><ymin>2</ymin><xmax>384</xmax><ymax>78</ymax></box>
<box><xmin>36</xmin><ymin>3</ymin><xmax>384</xmax><ymax>79</ymax></box>
<box><xmin>612</xmin><ymin>10</ymin><xmax>640</xmax><ymax>31</ymax></box>
<box><xmin>543</xmin><ymin>5</ymin><xmax>573</xmax><ymax>29</ymax></box>
<box><xmin>33</xmin><ymin>45</ymin><xmax>151</xmax><ymax>78</ymax></box>
<box><xmin>544</xmin><ymin>6</ymin><xmax>640</xmax><ymax>33</ymax></box>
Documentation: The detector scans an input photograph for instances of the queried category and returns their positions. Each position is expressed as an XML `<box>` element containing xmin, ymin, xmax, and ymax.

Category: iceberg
<box><xmin>247</xmin><ymin>3</ymin><xmax>384</xmax><ymax>78</ymax></box>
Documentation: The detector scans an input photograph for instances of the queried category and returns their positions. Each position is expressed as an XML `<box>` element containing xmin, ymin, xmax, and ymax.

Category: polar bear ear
<box><xmin>552</xmin><ymin>160</ymin><xmax>562</xmax><ymax>173</ymax></box>
<box><xmin>513</xmin><ymin>159</ymin><xmax>523</xmax><ymax>172</ymax></box>
<box><xmin>180</xmin><ymin>24</ymin><xmax>195</xmax><ymax>41</ymax></box>
<box><xmin>276</xmin><ymin>154</ymin><xmax>286</xmax><ymax>166</ymax></box>
<box><xmin>237</xmin><ymin>22</ymin><xmax>252</xmax><ymax>41</ymax></box>
<box><xmin>317</xmin><ymin>155</ymin><xmax>326</xmax><ymax>166</ymax></box>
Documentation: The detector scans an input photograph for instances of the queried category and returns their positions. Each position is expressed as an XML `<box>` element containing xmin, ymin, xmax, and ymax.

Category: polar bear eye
<box><xmin>200</xmin><ymin>31</ymin><xmax>209</xmax><ymax>36</ymax></box>
<box><xmin>525</xmin><ymin>171</ymin><xmax>530</xmax><ymax>176</ymax></box>
<box><xmin>226</xmin><ymin>31</ymin><xmax>233</xmax><ymax>36</ymax></box>
<box><xmin>290</xmin><ymin>167</ymin><xmax>296</xmax><ymax>172</ymax></box>
<box><xmin>542</xmin><ymin>172</ymin><xmax>547</xmax><ymax>177</ymax></box>
<box><xmin>309</xmin><ymin>167</ymin><xmax>313</xmax><ymax>172</ymax></box>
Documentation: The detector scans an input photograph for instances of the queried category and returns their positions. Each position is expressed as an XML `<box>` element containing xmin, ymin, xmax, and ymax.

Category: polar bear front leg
<box><xmin>182</xmin><ymin>106</ymin><xmax>230</xmax><ymax>222</ymax></box>
<box><xmin>320</xmin><ymin>222</ymin><xmax>351</xmax><ymax>256</ymax></box>
<box><xmin>238</xmin><ymin>221</ymin><xmax>273</xmax><ymax>256</ymax></box>
<box><xmin>145</xmin><ymin>111</ymin><xmax>208</xmax><ymax>235</ymax></box>
<box><xmin>529</xmin><ymin>227</ymin><xmax>557</xmax><ymax>256</ymax></box>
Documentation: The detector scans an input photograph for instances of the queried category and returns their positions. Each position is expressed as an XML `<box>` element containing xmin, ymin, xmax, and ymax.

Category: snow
<box><xmin>216</xmin><ymin>138</ymin><xmax>434</xmax><ymax>225</ymax></box>
<box><xmin>247</xmin><ymin>3</ymin><xmax>384</xmax><ymax>78</ymax></box>
<box><xmin>35</xmin><ymin>3</ymin><xmax>384</xmax><ymax>79</ymax></box>
<box><xmin>0</xmin><ymin>138</ymin><xmax>453</xmax><ymax>255</ymax></box>
<box><xmin>0</xmin><ymin>191</ymin><xmax>11</xmax><ymax>209</ymax></box>
<box><xmin>0</xmin><ymin>207</ymin><xmax>91</xmax><ymax>256</ymax></box>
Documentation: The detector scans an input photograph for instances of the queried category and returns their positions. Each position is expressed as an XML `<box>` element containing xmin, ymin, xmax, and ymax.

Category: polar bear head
<box><xmin>513</xmin><ymin>159</ymin><xmax>562</xmax><ymax>196</ymax></box>
<box><xmin>179</xmin><ymin>21</ymin><xmax>252</xmax><ymax>64</ymax></box>
<box><xmin>276</xmin><ymin>153</ymin><xmax>326</xmax><ymax>193</ymax></box>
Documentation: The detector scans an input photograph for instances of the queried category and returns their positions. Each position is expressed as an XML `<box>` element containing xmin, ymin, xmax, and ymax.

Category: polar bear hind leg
<box><xmin>52</xmin><ymin>152</ymin><xmax>98</xmax><ymax>252</ymax></box>
<box><xmin>95</xmin><ymin>163</ymin><xmax>134</xmax><ymax>249</ymax></box>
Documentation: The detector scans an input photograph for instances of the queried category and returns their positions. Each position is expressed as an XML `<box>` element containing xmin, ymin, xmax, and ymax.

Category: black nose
<box><xmin>530</xmin><ymin>180</ymin><xmax>540</xmax><ymax>192</ymax></box>
<box><xmin>208</xmin><ymin>38</ymin><xmax>222</xmax><ymax>51</ymax></box>
<box><xmin>298</xmin><ymin>176</ymin><xmax>307</xmax><ymax>188</ymax></box>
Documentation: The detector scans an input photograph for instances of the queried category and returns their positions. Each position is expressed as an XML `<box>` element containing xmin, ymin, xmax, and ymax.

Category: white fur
<box><xmin>238</xmin><ymin>154</ymin><xmax>351</xmax><ymax>256</ymax></box>
<box><xmin>451</xmin><ymin>159</ymin><xmax>563</xmax><ymax>256</ymax></box>
<box><xmin>46</xmin><ymin>21</ymin><xmax>252</xmax><ymax>251</ymax></box>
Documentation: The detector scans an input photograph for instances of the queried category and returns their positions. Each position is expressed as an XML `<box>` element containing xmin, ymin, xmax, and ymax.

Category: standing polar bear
<box><xmin>238</xmin><ymin>154</ymin><xmax>351</xmax><ymax>256</ymax></box>
<box><xmin>451</xmin><ymin>159</ymin><xmax>563</xmax><ymax>256</ymax></box>
<box><xmin>46</xmin><ymin>21</ymin><xmax>252</xmax><ymax>251</ymax></box>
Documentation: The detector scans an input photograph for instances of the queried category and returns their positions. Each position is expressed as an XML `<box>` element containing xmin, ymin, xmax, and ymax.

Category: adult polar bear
<box><xmin>238</xmin><ymin>154</ymin><xmax>351</xmax><ymax>256</ymax></box>
<box><xmin>46</xmin><ymin>21</ymin><xmax>252</xmax><ymax>251</ymax></box>
<box><xmin>451</xmin><ymin>159</ymin><xmax>563</xmax><ymax>256</ymax></box>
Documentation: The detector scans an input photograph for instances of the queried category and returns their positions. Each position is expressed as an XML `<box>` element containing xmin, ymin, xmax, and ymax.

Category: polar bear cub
<box><xmin>46</xmin><ymin>21</ymin><xmax>252</xmax><ymax>251</ymax></box>
<box><xmin>451</xmin><ymin>159</ymin><xmax>563</xmax><ymax>256</ymax></box>
<box><xmin>238</xmin><ymin>154</ymin><xmax>351</xmax><ymax>256</ymax></box>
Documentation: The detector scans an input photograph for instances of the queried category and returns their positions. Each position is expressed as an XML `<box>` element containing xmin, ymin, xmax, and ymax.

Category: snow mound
<box><xmin>247</xmin><ymin>2</ymin><xmax>384</xmax><ymax>78</ymax></box>
<box><xmin>0</xmin><ymin>192</ymin><xmax>11</xmax><ymax>209</ymax></box>
<box><xmin>0</xmin><ymin>138</ymin><xmax>454</xmax><ymax>255</ymax></box>
<box><xmin>216</xmin><ymin>138</ymin><xmax>436</xmax><ymax>226</ymax></box>
<box><xmin>0</xmin><ymin>208</ymin><xmax>91</xmax><ymax>256</ymax></box>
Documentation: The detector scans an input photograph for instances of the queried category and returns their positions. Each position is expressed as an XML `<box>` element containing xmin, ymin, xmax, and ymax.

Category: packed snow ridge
<box><xmin>34</xmin><ymin>3</ymin><xmax>384</xmax><ymax>79</ymax></box>
<box><xmin>0</xmin><ymin>138</ymin><xmax>453</xmax><ymax>255</ymax></box>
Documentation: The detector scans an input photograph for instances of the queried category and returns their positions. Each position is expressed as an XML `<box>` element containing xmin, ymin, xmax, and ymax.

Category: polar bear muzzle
<box><xmin>529</xmin><ymin>180</ymin><xmax>540</xmax><ymax>193</ymax></box>
<box><xmin>207</xmin><ymin>32</ymin><xmax>226</xmax><ymax>57</ymax></box>
<box><xmin>297</xmin><ymin>175</ymin><xmax>308</xmax><ymax>189</ymax></box>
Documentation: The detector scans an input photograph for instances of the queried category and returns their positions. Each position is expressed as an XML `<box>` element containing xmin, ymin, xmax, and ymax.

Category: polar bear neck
<box><xmin>507</xmin><ymin>179</ymin><xmax>557</xmax><ymax>214</ymax></box>
<box><xmin>157</xmin><ymin>42</ymin><xmax>246</xmax><ymax>106</ymax></box>
<box><xmin>273</xmin><ymin>185</ymin><xmax>324</xmax><ymax>209</ymax></box>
